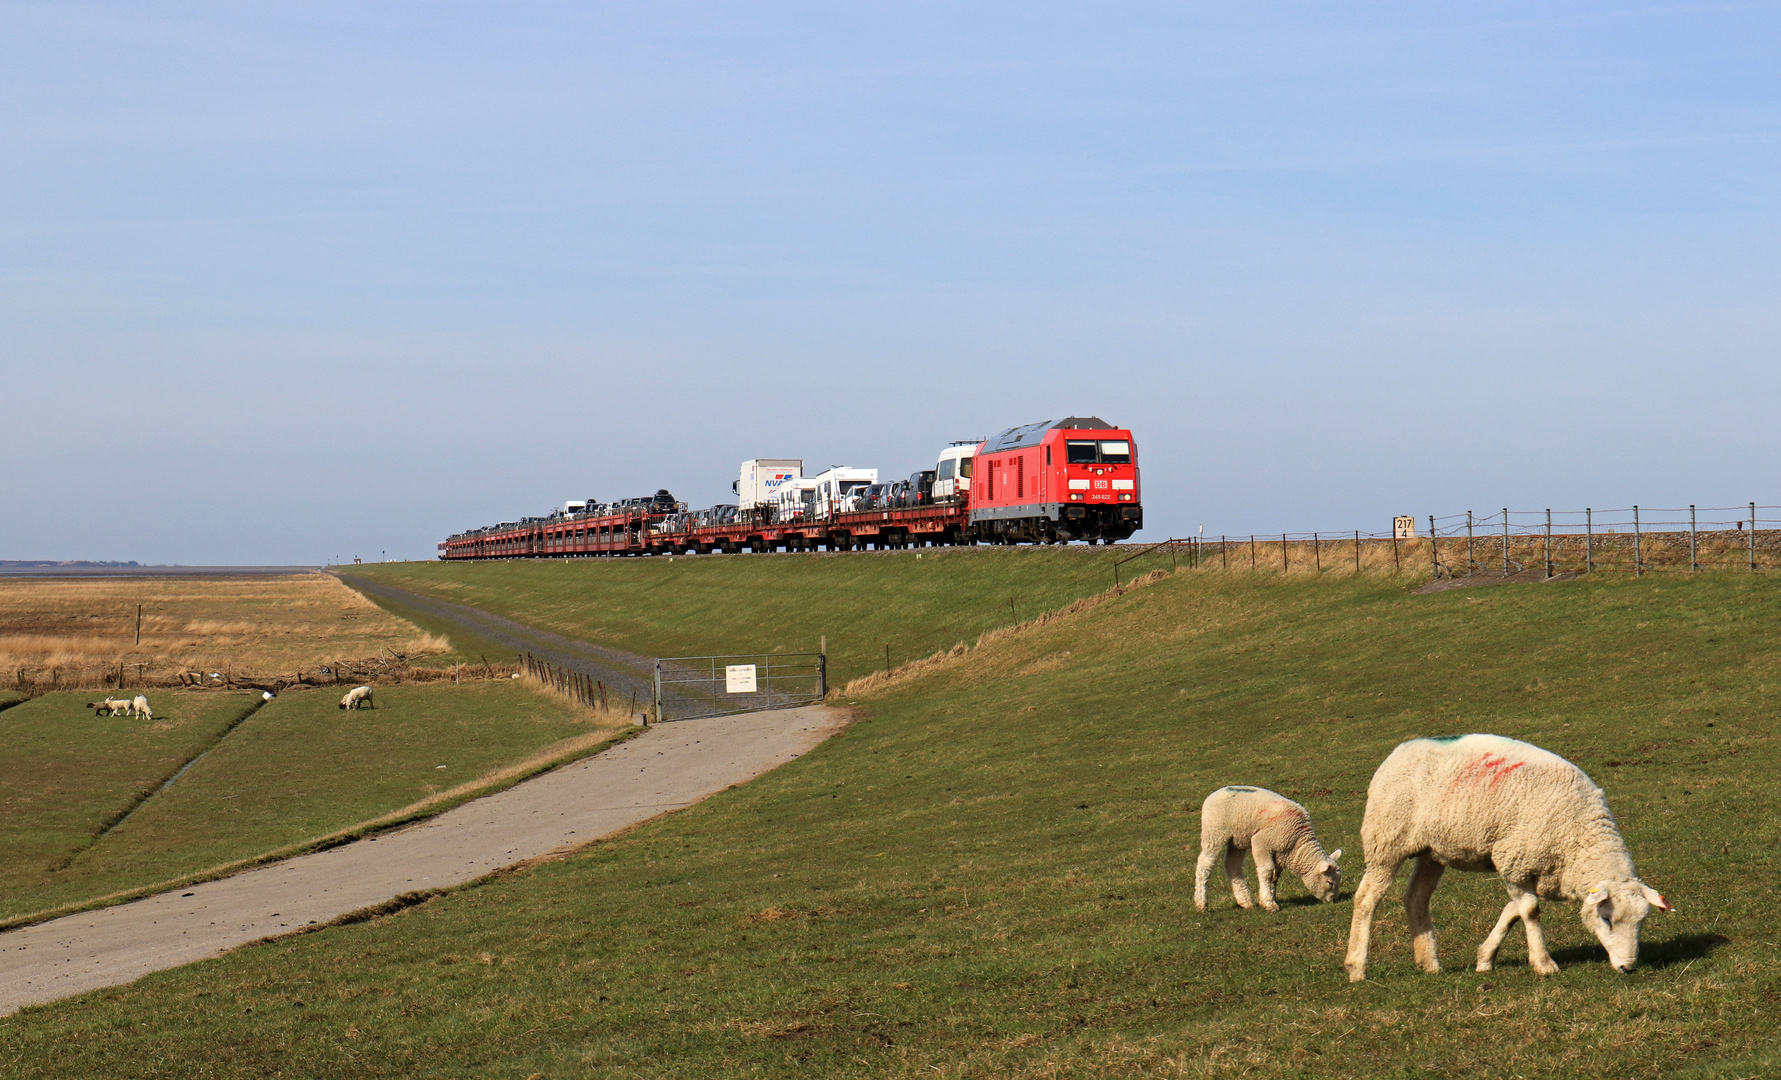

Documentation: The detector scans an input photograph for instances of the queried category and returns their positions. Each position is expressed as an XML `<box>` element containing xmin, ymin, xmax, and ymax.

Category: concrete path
<box><xmin>0</xmin><ymin>705</ymin><xmax>844</xmax><ymax>1015</ymax></box>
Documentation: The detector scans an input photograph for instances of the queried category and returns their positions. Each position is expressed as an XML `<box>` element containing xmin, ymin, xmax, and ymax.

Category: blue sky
<box><xmin>5</xmin><ymin>2</ymin><xmax>1779</xmax><ymax>563</ymax></box>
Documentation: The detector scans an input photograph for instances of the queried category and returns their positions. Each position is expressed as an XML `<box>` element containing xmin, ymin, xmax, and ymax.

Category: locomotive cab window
<box><xmin>1065</xmin><ymin>440</ymin><xmax>1100</xmax><ymax>464</ymax></box>
<box><xmin>1099</xmin><ymin>441</ymin><xmax>1131</xmax><ymax>463</ymax></box>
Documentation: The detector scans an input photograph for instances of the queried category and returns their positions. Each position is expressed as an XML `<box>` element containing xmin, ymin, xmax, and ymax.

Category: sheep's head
<box><xmin>1582</xmin><ymin>880</ymin><xmax>1671</xmax><ymax>972</ymax></box>
<box><xmin>1302</xmin><ymin>848</ymin><xmax>1343</xmax><ymax>902</ymax></box>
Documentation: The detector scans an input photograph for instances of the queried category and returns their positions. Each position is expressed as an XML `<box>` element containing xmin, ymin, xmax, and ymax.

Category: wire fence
<box><xmin>522</xmin><ymin>652</ymin><xmax>637</xmax><ymax>716</ymax></box>
<box><xmin>653</xmin><ymin>652</ymin><xmax>827</xmax><ymax>723</ymax></box>
<box><xmin>1113</xmin><ymin>503</ymin><xmax>1781</xmax><ymax>584</ymax></box>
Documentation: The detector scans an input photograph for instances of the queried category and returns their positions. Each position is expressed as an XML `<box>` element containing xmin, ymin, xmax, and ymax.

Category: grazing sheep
<box><xmin>1344</xmin><ymin>734</ymin><xmax>1671</xmax><ymax>982</ymax></box>
<box><xmin>131</xmin><ymin>695</ymin><xmax>152</xmax><ymax>721</ymax></box>
<box><xmin>1194</xmin><ymin>786</ymin><xmax>1342</xmax><ymax>912</ymax></box>
<box><xmin>86</xmin><ymin>699</ymin><xmax>132</xmax><ymax>717</ymax></box>
<box><xmin>339</xmin><ymin>685</ymin><xmax>375</xmax><ymax>710</ymax></box>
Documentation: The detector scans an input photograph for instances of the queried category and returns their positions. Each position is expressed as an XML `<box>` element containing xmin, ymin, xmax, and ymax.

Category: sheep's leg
<box><xmin>1194</xmin><ymin>845</ymin><xmax>1219</xmax><ymax>912</ymax></box>
<box><xmin>1476</xmin><ymin>896</ymin><xmax>1522</xmax><ymax>971</ymax></box>
<box><xmin>1403</xmin><ymin>855</ymin><xmax>1446</xmax><ymax>974</ymax></box>
<box><xmin>1255</xmin><ymin>850</ymin><xmax>1281</xmax><ymax>912</ymax></box>
<box><xmin>1516</xmin><ymin>892</ymin><xmax>1560</xmax><ymax>975</ymax></box>
<box><xmin>1343</xmin><ymin>860</ymin><xmax>1401</xmax><ymax>982</ymax></box>
<box><xmin>1224</xmin><ymin>844</ymin><xmax>1254</xmax><ymax>909</ymax></box>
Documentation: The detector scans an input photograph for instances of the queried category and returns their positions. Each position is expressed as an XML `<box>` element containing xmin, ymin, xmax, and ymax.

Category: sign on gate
<box><xmin>725</xmin><ymin>664</ymin><xmax>758</xmax><ymax>693</ymax></box>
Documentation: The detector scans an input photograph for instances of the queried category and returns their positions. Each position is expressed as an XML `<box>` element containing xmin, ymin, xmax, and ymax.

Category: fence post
<box><xmin>1313</xmin><ymin>533</ymin><xmax>1321</xmax><ymax>572</ymax></box>
<box><xmin>1690</xmin><ymin>505</ymin><xmax>1698</xmax><ymax>572</ymax></box>
<box><xmin>1633</xmin><ymin>505</ymin><xmax>1643</xmax><ymax>576</ymax></box>
<box><xmin>1544</xmin><ymin>509</ymin><xmax>1552</xmax><ymax>578</ymax></box>
<box><xmin>652</xmin><ymin>660</ymin><xmax>662</xmax><ymax>725</ymax></box>
<box><xmin>1222</xmin><ymin>536</ymin><xmax>1228</xmax><ymax>571</ymax></box>
<box><xmin>1585</xmin><ymin>508</ymin><xmax>1594</xmax><ymax>573</ymax></box>
<box><xmin>1392</xmin><ymin>530</ymin><xmax>1401</xmax><ymax>571</ymax></box>
<box><xmin>1467</xmin><ymin>511</ymin><xmax>1475</xmax><ymax>575</ymax></box>
<box><xmin>1498</xmin><ymin>509</ymin><xmax>1508</xmax><ymax>573</ymax></box>
<box><xmin>1354</xmin><ymin>529</ymin><xmax>1361</xmax><ymax>574</ymax></box>
<box><xmin>817</xmin><ymin>649</ymin><xmax>827</xmax><ymax>699</ymax></box>
<box><xmin>1428</xmin><ymin>515</ymin><xmax>1439</xmax><ymax>579</ymax></box>
<box><xmin>1751</xmin><ymin>502</ymin><xmax>1758</xmax><ymax>573</ymax></box>
<box><xmin>1249</xmin><ymin>534</ymin><xmax>1256</xmax><ymax>569</ymax></box>
<box><xmin>1282</xmin><ymin>534</ymin><xmax>1289</xmax><ymax>573</ymax></box>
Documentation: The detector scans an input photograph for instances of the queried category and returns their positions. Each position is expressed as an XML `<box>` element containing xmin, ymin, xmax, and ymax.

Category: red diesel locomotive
<box><xmin>438</xmin><ymin>415</ymin><xmax>1143</xmax><ymax>558</ymax></box>
<box><xmin>966</xmin><ymin>417</ymin><xmax>1141</xmax><ymax>545</ymax></box>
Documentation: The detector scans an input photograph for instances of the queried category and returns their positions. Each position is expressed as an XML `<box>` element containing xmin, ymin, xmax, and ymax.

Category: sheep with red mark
<box><xmin>1194</xmin><ymin>786</ymin><xmax>1342</xmax><ymax>912</ymax></box>
<box><xmin>1344</xmin><ymin>733</ymin><xmax>1671</xmax><ymax>982</ymax></box>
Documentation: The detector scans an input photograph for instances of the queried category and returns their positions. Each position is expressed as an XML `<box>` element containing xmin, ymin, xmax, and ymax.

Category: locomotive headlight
<box><xmin>1119</xmin><ymin>493</ymin><xmax>1133</xmax><ymax>501</ymax></box>
<box><xmin>1070</xmin><ymin>493</ymin><xmax>1084</xmax><ymax>501</ymax></box>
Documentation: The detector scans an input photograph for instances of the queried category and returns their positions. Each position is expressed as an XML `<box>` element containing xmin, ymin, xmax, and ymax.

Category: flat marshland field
<box><xmin>0</xmin><ymin>573</ymin><xmax>449</xmax><ymax>682</ymax></box>
<box><xmin>0</xmin><ymin>683</ymin><xmax>623</xmax><ymax>926</ymax></box>
<box><xmin>0</xmin><ymin>572</ymin><xmax>630</xmax><ymax>930</ymax></box>
<box><xmin>3</xmin><ymin>552</ymin><xmax>1778</xmax><ymax>1077</ymax></box>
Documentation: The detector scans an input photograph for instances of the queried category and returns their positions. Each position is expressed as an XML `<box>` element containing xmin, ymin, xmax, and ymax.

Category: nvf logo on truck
<box><xmin>737</xmin><ymin>459</ymin><xmax>805</xmax><ymax>510</ymax></box>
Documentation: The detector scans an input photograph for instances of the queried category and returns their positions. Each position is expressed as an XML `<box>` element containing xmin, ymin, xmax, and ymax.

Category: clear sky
<box><xmin>5</xmin><ymin>3</ymin><xmax>1779</xmax><ymax>563</ymax></box>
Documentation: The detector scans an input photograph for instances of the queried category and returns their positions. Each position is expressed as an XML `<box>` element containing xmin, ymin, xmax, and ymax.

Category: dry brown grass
<box><xmin>1127</xmin><ymin>531</ymin><xmax>1780</xmax><ymax>579</ymax></box>
<box><xmin>518</xmin><ymin>670</ymin><xmax>641</xmax><ymax>725</ymax></box>
<box><xmin>0</xmin><ymin>574</ymin><xmax>448</xmax><ymax>687</ymax></box>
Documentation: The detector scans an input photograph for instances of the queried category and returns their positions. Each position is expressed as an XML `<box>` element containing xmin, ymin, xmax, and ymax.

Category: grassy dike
<box><xmin>339</xmin><ymin>546</ymin><xmax>1154</xmax><ymax>684</ymax></box>
<box><xmin>3</xmin><ymin>567</ymin><xmax>1779</xmax><ymax>1077</ymax></box>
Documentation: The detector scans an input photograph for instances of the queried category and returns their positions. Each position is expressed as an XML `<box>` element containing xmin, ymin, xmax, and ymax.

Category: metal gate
<box><xmin>652</xmin><ymin>652</ymin><xmax>826</xmax><ymax>723</ymax></box>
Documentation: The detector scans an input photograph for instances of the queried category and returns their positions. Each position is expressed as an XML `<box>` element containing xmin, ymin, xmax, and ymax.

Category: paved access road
<box><xmin>338</xmin><ymin>573</ymin><xmax>660</xmax><ymax>705</ymax></box>
<box><xmin>0</xmin><ymin>705</ymin><xmax>844</xmax><ymax>1015</ymax></box>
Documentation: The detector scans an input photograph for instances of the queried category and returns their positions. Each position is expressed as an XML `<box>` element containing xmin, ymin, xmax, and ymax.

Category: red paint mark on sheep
<box><xmin>1263</xmin><ymin>802</ymin><xmax>1306</xmax><ymax>826</ymax></box>
<box><xmin>1453</xmin><ymin>753</ymin><xmax>1528</xmax><ymax>789</ymax></box>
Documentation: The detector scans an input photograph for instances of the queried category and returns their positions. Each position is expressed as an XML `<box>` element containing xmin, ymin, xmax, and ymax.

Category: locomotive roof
<box><xmin>980</xmin><ymin>416</ymin><xmax>1116</xmax><ymax>454</ymax></box>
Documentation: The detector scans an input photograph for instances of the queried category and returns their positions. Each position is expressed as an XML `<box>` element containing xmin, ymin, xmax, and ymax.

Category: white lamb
<box><xmin>339</xmin><ymin>685</ymin><xmax>375</xmax><ymax>710</ymax></box>
<box><xmin>131</xmin><ymin>695</ymin><xmax>152</xmax><ymax>720</ymax></box>
<box><xmin>1194</xmin><ymin>786</ymin><xmax>1342</xmax><ymax>912</ymax></box>
<box><xmin>86</xmin><ymin>699</ymin><xmax>132</xmax><ymax>717</ymax></box>
<box><xmin>1344</xmin><ymin>733</ymin><xmax>1671</xmax><ymax>982</ymax></box>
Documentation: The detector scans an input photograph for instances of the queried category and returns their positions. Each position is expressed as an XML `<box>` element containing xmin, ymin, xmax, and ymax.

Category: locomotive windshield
<box><xmin>1066</xmin><ymin>439</ymin><xmax>1131</xmax><ymax>464</ymax></box>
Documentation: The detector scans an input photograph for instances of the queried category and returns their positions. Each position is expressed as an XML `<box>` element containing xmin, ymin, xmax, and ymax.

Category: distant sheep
<box><xmin>131</xmin><ymin>695</ymin><xmax>152</xmax><ymax>721</ymax></box>
<box><xmin>1344</xmin><ymin>734</ymin><xmax>1671</xmax><ymax>982</ymax></box>
<box><xmin>339</xmin><ymin>685</ymin><xmax>375</xmax><ymax>710</ymax></box>
<box><xmin>86</xmin><ymin>698</ymin><xmax>132</xmax><ymax>717</ymax></box>
<box><xmin>1194</xmin><ymin>786</ymin><xmax>1342</xmax><ymax>912</ymax></box>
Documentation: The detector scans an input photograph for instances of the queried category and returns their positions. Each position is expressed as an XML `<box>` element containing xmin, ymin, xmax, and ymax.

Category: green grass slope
<box><xmin>4</xmin><ymin>570</ymin><xmax>1779</xmax><ymax>1078</ymax></box>
<box><xmin>344</xmin><ymin>546</ymin><xmax>1152</xmax><ymax>683</ymax></box>
<box><xmin>0</xmin><ymin>681</ymin><xmax>618</xmax><ymax>924</ymax></box>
